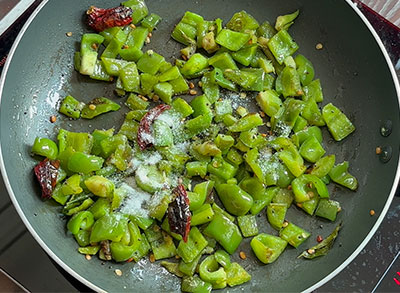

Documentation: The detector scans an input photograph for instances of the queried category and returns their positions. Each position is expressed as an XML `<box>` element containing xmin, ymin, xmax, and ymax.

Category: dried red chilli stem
<box><xmin>137</xmin><ymin>104</ymin><xmax>171</xmax><ymax>150</ymax></box>
<box><xmin>168</xmin><ymin>184</ymin><xmax>191</xmax><ymax>242</ymax></box>
<box><xmin>34</xmin><ymin>158</ymin><xmax>60</xmax><ymax>199</ymax></box>
<box><xmin>87</xmin><ymin>6</ymin><xmax>132</xmax><ymax>32</ymax></box>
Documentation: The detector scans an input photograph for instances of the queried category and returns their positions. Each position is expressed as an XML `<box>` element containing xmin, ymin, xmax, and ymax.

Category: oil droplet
<box><xmin>380</xmin><ymin>120</ymin><xmax>392</xmax><ymax>137</ymax></box>
<box><xmin>379</xmin><ymin>146</ymin><xmax>392</xmax><ymax>163</ymax></box>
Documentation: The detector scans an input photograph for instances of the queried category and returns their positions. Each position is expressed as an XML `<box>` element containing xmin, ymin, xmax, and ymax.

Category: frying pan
<box><xmin>0</xmin><ymin>0</ymin><xmax>399</xmax><ymax>291</ymax></box>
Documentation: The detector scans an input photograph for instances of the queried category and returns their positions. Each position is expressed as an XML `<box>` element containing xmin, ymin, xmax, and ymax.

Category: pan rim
<box><xmin>0</xmin><ymin>0</ymin><xmax>399</xmax><ymax>292</ymax></box>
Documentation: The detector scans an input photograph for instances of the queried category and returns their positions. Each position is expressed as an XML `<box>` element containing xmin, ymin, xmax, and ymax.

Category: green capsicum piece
<box><xmin>215</xmin><ymin>29</ymin><xmax>251</xmax><ymax>51</ymax></box>
<box><xmin>279</xmin><ymin>222</ymin><xmax>310</xmax><ymax>248</ymax></box>
<box><xmin>90</xmin><ymin>213</ymin><xmax>127</xmax><ymax>243</ymax></box>
<box><xmin>266</xmin><ymin>203</ymin><xmax>287</xmax><ymax>230</ymax></box>
<box><xmin>226</xmin><ymin>262</ymin><xmax>251</xmax><ymax>287</ymax></box>
<box><xmin>237</xmin><ymin>215</ymin><xmax>258</xmax><ymax>237</ymax></box>
<box><xmin>275</xmin><ymin>10</ymin><xmax>299</xmax><ymax>31</ymax></box>
<box><xmin>181</xmin><ymin>276</ymin><xmax>212</xmax><ymax>293</ymax></box>
<box><xmin>299</xmin><ymin>136</ymin><xmax>326</xmax><ymax>163</ymax></box>
<box><xmin>215</xmin><ymin>182</ymin><xmax>253</xmax><ymax>216</ymax></box>
<box><xmin>267</xmin><ymin>30</ymin><xmax>299</xmax><ymax>65</ymax></box>
<box><xmin>199</xmin><ymin>255</ymin><xmax>227</xmax><ymax>289</ymax></box>
<box><xmin>32</xmin><ymin>137</ymin><xmax>58</xmax><ymax>160</ymax></box>
<box><xmin>292</xmin><ymin>174</ymin><xmax>329</xmax><ymax>203</ymax></box>
<box><xmin>329</xmin><ymin>161</ymin><xmax>358</xmax><ymax>190</ymax></box>
<box><xmin>250</xmin><ymin>233</ymin><xmax>287</xmax><ymax>264</ymax></box>
<box><xmin>226</xmin><ymin>10</ymin><xmax>259</xmax><ymax>32</ymax></box>
<box><xmin>67</xmin><ymin>210</ymin><xmax>94</xmax><ymax>235</ymax></box>
<box><xmin>177</xmin><ymin>227</ymin><xmax>208</xmax><ymax>263</ymax></box>
<box><xmin>59</xmin><ymin>95</ymin><xmax>85</xmax><ymax>119</ymax></box>
<box><xmin>322</xmin><ymin>103</ymin><xmax>355</xmax><ymax>141</ymax></box>
<box><xmin>81</xmin><ymin>97</ymin><xmax>120</xmax><ymax>119</ymax></box>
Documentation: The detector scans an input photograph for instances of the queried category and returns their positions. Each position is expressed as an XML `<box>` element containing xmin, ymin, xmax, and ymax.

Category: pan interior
<box><xmin>0</xmin><ymin>0</ymin><xmax>399</xmax><ymax>291</ymax></box>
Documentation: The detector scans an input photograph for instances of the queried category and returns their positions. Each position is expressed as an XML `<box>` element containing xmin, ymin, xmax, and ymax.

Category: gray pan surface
<box><xmin>0</xmin><ymin>0</ymin><xmax>399</xmax><ymax>292</ymax></box>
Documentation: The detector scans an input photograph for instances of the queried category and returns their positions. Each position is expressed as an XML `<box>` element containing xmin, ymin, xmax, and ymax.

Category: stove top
<box><xmin>0</xmin><ymin>1</ymin><xmax>399</xmax><ymax>292</ymax></box>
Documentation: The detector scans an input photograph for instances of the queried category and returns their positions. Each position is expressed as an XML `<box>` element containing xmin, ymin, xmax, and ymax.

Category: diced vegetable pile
<box><xmin>31</xmin><ymin>1</ymin><xmax>358</xmax><ymax>291</ymax></box>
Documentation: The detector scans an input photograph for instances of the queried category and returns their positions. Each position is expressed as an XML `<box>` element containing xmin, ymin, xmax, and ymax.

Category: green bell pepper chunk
<box><xmin>101</xmin><ymin>29</ymin><xmax>127</xmax><ymax>59</ymax></box>
<box><xmin>292</xmin><ymin>126</ymin><xmax>323</xmax><ymax>147</ymax></box>
<box><xmin>161</xmin><ymin>261</ymin><xmax>184</xmax><ymax>278</ymax></box>
<box><xmin>292</xmin><ymin>174</ymin><xmax>329</xmax><ymax>202</ymax></box>
<box><xmin>90</xmin><ymin>213</ymin><xmax>127</xmax><ymax>243</ymax></box>
<box><xmin>181</xmin><ymin>11</ymin><xmax>204</xmax><ymax>27</ymax></box>
<box><xmin>74</xmin><ymin>230</ymin><xmax>90</xmax><ymax>247</ymax></box>
<box><xmin>88</xmin><ymin>198</ymin><xmax>111</xmax><ymax>219</ymax></box>
<box><xmin>120</xmin><ymin>62</ymin><xmax>140</xmax><ymax>92</ymax></box>
<box><xmin>329</xmin><ymin>161</ymin><xmax>358</xmax><ymax>190</ymax></box>
<box><xmin>180</xmin><ymin>53</ymin><xmax>209</xmax><ymax>78</ymax></box>
<box><xmin>140</xmin><ymin>73</ymin><xmax>159</xmax><ymax>95</ymax></box>
<box><xmin>302</xmin><ymin>98</ymin><xmax>325</xmax><ymax>126</ymax></box>
<box><xmin>92</xmin><ymin>129</ymin><xmax>114</xmax><ymax>156</ymax></box>
<box><xmin>226</xmin><ymin>262</ymin><xmax>251</xmax><ymax>287</ymax></box>
<box><xmin>170</xmin><ymin>73</ymin><xmax>190</xmax><ymax>94</ymax></box>
<box><xmin>216</xmin><ymin>184</ymin><xmax>253</xmax><ymax>216</ymax></box>
<box><xmin>57</xmin><ymin>129</ymin><xmax>93</xmax><ymax>154</ymax></box>
<box><xmin>154</xmin><ymin>82</ymin><xmax>173</xmax><ymax>104</ymax></box>
<box><xmin>137</xmin><ymin>50</ymin><xmax>165</xmax><ymax>75</ymax></box>
<box><xmin>215</xmin><ymin>29</ymin><xmax>251</xmax><ymax>51</ymax></box>
<box><xmin>61</xmin><ymin>174</ymin><xmax>83</xmax><ymax>196</ymax></box>
<box><xmin>208</xmin><ymin>52</ymin><xmax>238</xmax><ymax>71</ymax></box>
<box><xmin>250</xmin><ymin>233</ymin><xmax>287</xmax><ymax>264</ymax></box>
<box><xmin>196</xmin><ymin>20</ymin><xmax>212</xmax><ymax>49</ymax></box>
<box><xmin>190</xmin><ymin>181</ymin><xmax>214</xmax><ymax>211</ymax></box>
<box><xmin>32</xmin><ymin>137</ymin><xmax>58</xmax><ymax>160</ymax></box>
<box><xmin>201</xmin><ymin>31</ymin><xmax>219</xmax><ymax>54</ymax></box>
<box><xmin>271</xmin><ymin>137</ymin><xmax>306</xmax><ymax>177</ymax></box>
<box><xmin>279</xmin><ymin>222</ymin><xmax>311</xmax><ymax>248</ymax></box>
<box><xmin>214</xmin><ymin>100</ymin><xmax>232</xmax><ymax>123</ymax></box>
<box><xmin>244</xmin><ymin>148</ymin><xmax>264</xmax><ymax>183</ymax></box>
<box><xmin>186</xmin><ymin>161</ymin><xmax>208</xmax><ymax>178</ymax></box>
<box><xmin>81</xmin><ymin>97</ymin><xmax>120</xmax><ymax>119</ymax></box>
<box><xmin>193</xmin><ymin>142</ymin><xmax>221</xmax><ymax>157</ymax></box>
<box><xmin>199</xmin><ymin>255</ymin><xmax>227</xmax><ymax>289</ymax></box>
<box><xmin>172</xmin><ymin>98</ymin><xmax>193</xmax><ymax>117</ymax></box>
<box><xmin>64</xmin><ymin>198</ymin><xmax>94</xmax><ymax>216</ymax></box>
<box><xmin>99</xmin><ymin>27</ymin><xmax>120</xmax><ymax>46</ymax></box>
<box><xmin>131</xmin><ymin>233</ymin><xmax>151</xmax><ymax>262</ymax></box>
<box><xmin>266</xmin><ymin>203</ymin><xmax>287</xmax><ymax>230</ymax></box>
<box><xmin>280</xmin><ymin>66</ymin><xmax>303</xmax><ymax>98</ymax></box>
<box><xmin>303</xmin><ymin>79</ymin><xmax>323</xmax><ymax>102</ymax></box>
<box><xmin>78</xmin><ymin>246</ymin><xmax>100</xmax><ymax>255</ymax></box>
<box><xmin>228</xmin><ymin>113</ymin><xmax>263</xmax><ymax>132</ymax></box>
<box><xmin>80</xmin><ymin>33</ymin><xmax>104</xmax><ymax>76</ymax></box>
<box><xmin>295</xmin><ymin>54</ymin><xmax>314</xmax><ymax>86</ymax></box>
<box><xmin>315</xmin><ymin>199</ymin><xmax>341</xmax><ymax>221</ymax></box>
<box><xmin>256</xmin><ymin>90</ymin><xmax>283</xmax><ymax>118</ymax></box>
<box><xmin>256</xmin><ymin>21</ymin><xmax>276</xmax><ymax>39</ymax></box>
<box><xmin>99</xmin><ymin>134</ymin><xmax>128</xmax><ymax>158</ymax></box>
<box><xmin>182</xmin><ymin>276</ymin><xmax>212</xmax><ymax>293</ymax></box>
<box><xmin>177</xmin><ymin>227</ymin><xmax>208</xmax><ymax>263</ymax></box>
<box><xmin>148</xmin><ymin>230</ymin><xmax>177</xmax><ymax>260</ymax></box>
<box><xmin>191</xmin><ymin>204</ymin><xmax>215</xmax><ymax>226</ymax></box>
<box><xmin>101</xmin><ymin>57</ymin><xmax>128</xmax><ymax>76</ymax></box>
<box><xmin>222</xmin><ymin>113</ymin><xmax>238</xmax><ymax>127</ymax></box>
<box><xmin>59</xmin><ymin>95</ymin><xmax>85</xmax><ymax>119</ymax></box>
<box><xmin>293</xmin><ymin>116</ymin><xmax>308</xmax><ymax>133</ymax></box>
<box><xmin>110</xmin><ymin>222</ymin><xmax>142</xmax><ymax>262</ymax></box>
<box><xmin>204</xmin><ymin>214</ymin><xmax>242</xmax><ymax>254</ymax></box>
<box><xmin>119</xmin><ymin>47</ymin><xmax>143</xmax><ymax>62</ymax></box>
<box><xmin>122</xmin><ymin>0</ymin><xmax>148</xmax><ymax>24</ymax></box>
<box><xmin>227</xmin><ymin>10</ymin><xmax>259</xmax><ymax>32</ymax></box>
<box><xmin>223</xmin><ymin>69</ymin><xmax>258</xmax><ymax>90</ymax></box>
<box><xmin>214</xmin><ymin>250</ymin><xmax>231</xmax><ymax>269</ymax></box>
<box><xmin>215</xmin><ymin>134</ymin><xmax>234</xmax><ymax>154</ymax></box>
<box><xmin>298</xmin><ymin>197</ymin><xmax>320</xmax><ymax>216</ymax></box>
<box><xmin>201</xmin><ymin>71</ymin><xmax>220</xmax><ymax>104</ymax></box>
<box><xmin>275</xmin><ymin>10</ymin><xmax>299</xmax><ymax>31</ymax></box>
<box><xmin>210</xmin><ymin>68</ymin><xmax>237</xmax><ymax>91</ymax></box>
<box><xmin>271</xmin><ymin>188</ymin><xmax>294</xmax><ymax>208</ymax></box>
<box><xmin>258</xmin><ymin>57</ymin><xmax>275</xmax><ymax>74</ymax></box>
<box><xmin>299</xmin><ymin>136</ymin><xmax>326</xmax><ymax>163</ymax></box>
<box><xmin>172</xmin><ymin>22</ymin><xmax>197</xmax><ymax>46</ymax></box>
<box><xmin>67</xmin><ymin>152</ymin><xmax>104</xmax><ymax>174</ymax></box>
<box><xmin>84</xmin><ymin>176</ymin><xmax>114</xmax><ymax>198</ymax></box>
<box><xmin>179</xmin><ymin>253</ymin><xmax>202</xmax><ymax>277</ymax></box>
<box><xmin>153</xmin><ymin>119</ymin><xmax>173</xmax><ymax>147</ymax></box>
<box><xmin>268</xmin><ymin>30</ymin><xmax>299</xmax><ymax>65</ymax></box>
<box><xmin>237</xmin><ymin>215</ymin><xmax>258</xmax><ymax>237</ymax></box>
<box><xmin>240</xmin><ymin>178</ymin><xmax>278</xmax><ymax>214</ymax></box>
<box><xmin>135</xmin><ymin>165</ymin><xmax>164</xmax><ymax>194</ymax></box>
<box><xmin>126</xmin><ymin>93</ymin><xmax>149</xmax><ymax>110</ymax></box>
<box><xmin>124</xmin><ymin>26</ymin><xmax>148</xmax><ymax>50</ymax></box>
<box><xmin>232</xmin><ymin>44</ymin><xmax>258</xmax><ymax>66</ymax></box>
<box><xmin>240</xmin><ymin>128</ymin><xmax>263</xmax><ymax>148</ymax></box>
<box><xmin>207</xmin><ymin>157</ymin><xmax>238</xmax><ymax>181</ymax></box>
<box><xmin>322</xmin><ymin>103</ymin><xmax>355</xmax><ymax>141</ymax></box>
<box><xmin>141</xmin><ymin>13</ymin><xmax>162</xmax><ymax>31</ymax></box>
<box><xmin>51</xmin><ymin>184</ymin><xmax>70</xmax><ymax>205</ymax></box>
<box><xmin>190</xmin><ymin>95</ymin><xmax>212</xmax><ymax>119</ymax></box>
<box><xmin>67</xmin><ymin>210</ymin><xmax>94</xmax><ymax>235</ymax></box>
<box><xmin>212</xmin><ymin>203</ymin><xmax>235</xmax><ymax>222</ymax></box>
<box><xmin>238</xmin><ymin>68</ymin><xmax>265</xmax><ymax>91</ymax></box>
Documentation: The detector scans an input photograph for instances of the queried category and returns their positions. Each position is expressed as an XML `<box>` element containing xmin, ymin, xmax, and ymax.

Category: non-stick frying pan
<box><xmin>0</xmin><ymin>0</ymin><xmax>399</xmax><ymax>291</ymax></box>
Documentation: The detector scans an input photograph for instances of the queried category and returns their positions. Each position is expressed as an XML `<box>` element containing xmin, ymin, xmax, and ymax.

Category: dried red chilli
<box><xmin>34</xmin><ymin>158</ymin><xmax>60</xmax><ymax>199</ymax></box>
<box><xmin>87</xmin><ymin>6</ymin><xmax>132</xmax><ymax>32</ymax></box>
<box><xmin>168</xmin><ymin>184</ymin><xmax>191</xmax><ymax>242</ymax></box>
<box><xmin>137</xmin><ymin>104</ymin><xmax>171</xmax><ymax>150</ymax></box>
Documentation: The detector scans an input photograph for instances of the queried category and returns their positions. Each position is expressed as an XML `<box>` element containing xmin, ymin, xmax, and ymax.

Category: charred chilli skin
<box><xmin>87</xmin><ymin>6</ymin><xmax>133</xmax><ymax>32</ymax></box>
<box><xmin>168</xmin><ymin>184</ymin><xmax>191</xmax><ymax>242</ymax></box>
<box><xmin>137</xmin><ymin>104</ymin><xmax>171</xmax><ymax>150</ymax></box>
<box><xmin>34</xmin><ymin>158</ymin><xmax>60</xmax><ymax>199</ymax></box>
